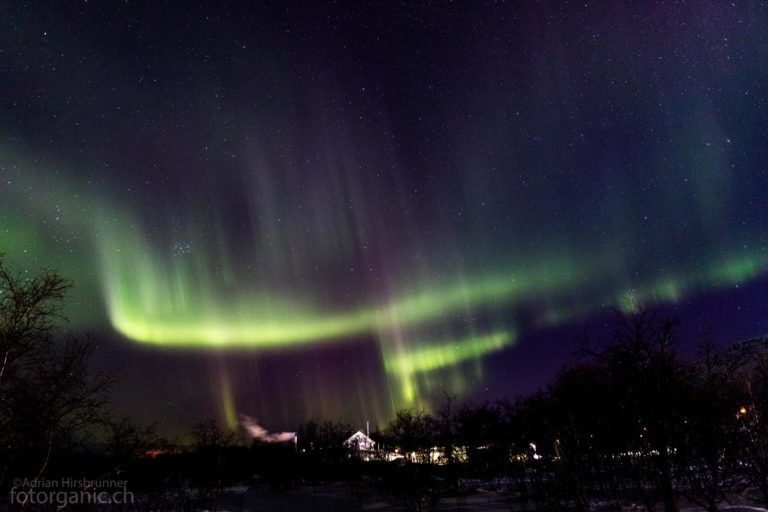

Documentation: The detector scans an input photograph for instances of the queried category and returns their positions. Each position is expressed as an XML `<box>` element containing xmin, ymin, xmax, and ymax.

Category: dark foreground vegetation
<box><xmin>2</xmin><ymin>259</ymin><xmax>768</xmax><ymax>511</ymax></box>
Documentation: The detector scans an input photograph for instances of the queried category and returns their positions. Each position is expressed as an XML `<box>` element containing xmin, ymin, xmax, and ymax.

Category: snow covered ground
<box><xmin>186</xmin><ymin>482</ymin><xmax>768</xmax><ymax>512</ymax></box>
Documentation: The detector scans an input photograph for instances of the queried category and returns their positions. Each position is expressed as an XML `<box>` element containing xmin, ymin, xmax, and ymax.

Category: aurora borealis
<box><xmin>1</xmin><ymin>2</ymin><xmax>768</xmax><ymax>433</ymax></box>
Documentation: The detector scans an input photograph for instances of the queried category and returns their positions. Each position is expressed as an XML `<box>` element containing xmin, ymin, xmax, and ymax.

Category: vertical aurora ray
<box><xmin>379</xmin><ymin>330</ymin><xmax>516</xmax><ymax>406</ymax></box>
<box><xmin>218</xmin><ymin>368</ymin><xmax>239</xmax><ymax>430</ymax></box>
<box><xmin>1</xmin><ymin>0</ymin><xmax>767</xmax><ymax>429</ymax></box>
<box><xmin>4</xmin><ymin>145</ymin><xmax>768</xmax><ymax>424</ymax></box>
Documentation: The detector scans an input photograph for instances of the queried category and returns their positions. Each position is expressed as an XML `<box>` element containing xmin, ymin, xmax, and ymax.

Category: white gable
<box><xmin>344</xmin><ymin>430</ymin><xmax>375</xmax><ymax>450</ymax></box>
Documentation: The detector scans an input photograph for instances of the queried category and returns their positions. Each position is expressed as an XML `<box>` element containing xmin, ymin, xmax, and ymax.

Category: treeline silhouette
<box><xmin>2</xmin><ymin>259</ymin><xmax>768</xmax><ymax>511</ymax></box>
<box><xmin>368</xmin><ymin>313</ymin><xmax>768</xmax><ymax>512</ymax></box>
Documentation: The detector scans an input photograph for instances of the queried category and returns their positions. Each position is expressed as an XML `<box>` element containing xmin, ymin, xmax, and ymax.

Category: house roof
<box><xmin>344</xmin><ymin>430</ymin><xmax>375</xmax><ymax>445</ymax></box>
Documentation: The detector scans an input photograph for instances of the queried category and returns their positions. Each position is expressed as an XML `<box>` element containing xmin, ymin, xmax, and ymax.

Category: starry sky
<box><xmin>1</xmin><ymin>2</ymin><xmax>767</xmax><ymax>434</ymax></box>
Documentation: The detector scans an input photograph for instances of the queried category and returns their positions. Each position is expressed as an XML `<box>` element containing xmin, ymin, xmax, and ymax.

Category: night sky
<box><xmin>2</xmin><ymin>2</ymin><xmax>768</xmax><ymax>434</ymax></box>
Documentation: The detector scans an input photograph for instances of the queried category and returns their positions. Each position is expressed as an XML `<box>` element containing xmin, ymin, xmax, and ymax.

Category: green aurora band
<box><xmin>3</xmin><ymin>147</ymin><xmax>768</xmax><ymax>420</ymax></box>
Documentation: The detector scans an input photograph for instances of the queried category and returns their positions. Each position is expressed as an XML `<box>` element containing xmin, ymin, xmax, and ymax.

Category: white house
<box><xmin>344</xmin><ymin>430</ymin><xmax>376</xmax><ymax>451</ymax></box>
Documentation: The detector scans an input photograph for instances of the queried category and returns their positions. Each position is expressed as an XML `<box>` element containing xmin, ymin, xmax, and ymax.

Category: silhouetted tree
<box><xmin>0</xmin><ymin>258</ymin><xmax>113</xmax><ymax>487</ymax></box>
<box><xmin>192</xmin><ymin>419</ymin><xmax>237</xmax><ymax>450</ymax></box>
<box><xmin>739</xmin><ymin>339</ymin><xmax>768</xmax><ymax>505</ymax></box>
<box><xmin>455</xmin><ymin>401</ymin><xmax>506</xmax><ymax>473</ymax></box>
<box><xmin>190</xmin><ymin>420</ymin><xmax>238</xmax><ymax>509</ymax></box>
<box><xmin>675</xmin><ymin>342</ymin><xmax>745</xmax><ymax>512</ymax></box>
<box><xmin>104</xmin><ymin>416</ymin><xmax>162</xmax><ymax>469</ymax></box>
<box><xmin>546</xmin><ymin>364</ymin><xmax>614</xmax><ymax>512</ymax></box>
<box><xmin>387</xmin><ymin>408</ymin><xmax>435</xmax><ymax>463</ymax></box>
<box><xmin>435</xmin><ymin>392</ymin><xmax>457</xmax><ymax>466</ymax></box>
<box><xmin>296</xmin><ymin>418</ymin><xmax>350</xmax><ymax>453</ymax></box>
<box><xmin>580</xmin><ymin>310</ymin><xmax>690</xmax><ymax>512</ymax></box>
<box><xmin>295</xmin><ymin>418</ymin><xmax>351</xmax><ymax>482</ymax></box>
